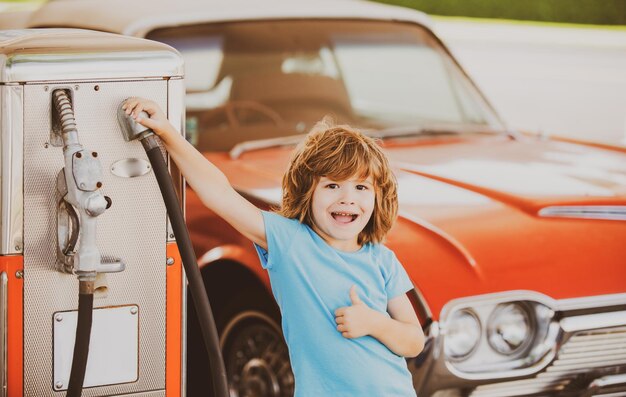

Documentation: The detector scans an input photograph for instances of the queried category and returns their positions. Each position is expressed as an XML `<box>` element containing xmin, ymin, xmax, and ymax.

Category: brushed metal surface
<box><xmin>0</xmin><ymin>85</ymin><xmax>24</xmax><ymax>255</ymax></box>
<box><xmin>23</xmin><ymin>80</ymin><xmax>171</xmax><ymax>396</ymax></box>
<box><xmin>0</xmin><ymin>29</ymin><xmax>183</xmax><ymax>83</ymax></box>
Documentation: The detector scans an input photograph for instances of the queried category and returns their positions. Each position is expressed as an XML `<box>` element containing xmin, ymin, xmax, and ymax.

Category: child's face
<box><xmin>310</xmin><ymin>175</ymin><xmax>376</xmax><ymax>251</ymax></box>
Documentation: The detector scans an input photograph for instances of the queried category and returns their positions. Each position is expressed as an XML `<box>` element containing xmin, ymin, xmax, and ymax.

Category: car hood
<box><xmin>209</xmin><ymin>134</ymin><xmax>626</xmax><ymax>317</ymax></box>
<box><xmin>390</xmin><ymin>134</ymin><xmax>626</xmax><ymax>209</ymax></box>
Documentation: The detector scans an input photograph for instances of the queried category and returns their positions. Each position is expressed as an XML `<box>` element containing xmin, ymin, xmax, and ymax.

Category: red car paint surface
<box><xmin>189</xmin><ymin>137</ymin><xmax>626</xmax><ymax>318</ymax></box>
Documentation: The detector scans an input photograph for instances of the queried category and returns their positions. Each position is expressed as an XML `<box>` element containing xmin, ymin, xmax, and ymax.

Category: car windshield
<box><xmin>148</xmin><ymin>20</ymin><xmax>503</xmax><ymax>152</ymax></box>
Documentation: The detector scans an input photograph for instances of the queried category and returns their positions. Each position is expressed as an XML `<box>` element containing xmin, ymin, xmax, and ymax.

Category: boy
<box><xmin>124</xmin><ymin>98</ymin><xmax>425</xmax><ymax>396</ymax></box>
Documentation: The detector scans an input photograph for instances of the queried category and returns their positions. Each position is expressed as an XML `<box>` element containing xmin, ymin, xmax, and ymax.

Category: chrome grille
<box><xmin>470</xmin><ymin>326</ymin><xmax>626</xmax><ymax>397</ymax></box>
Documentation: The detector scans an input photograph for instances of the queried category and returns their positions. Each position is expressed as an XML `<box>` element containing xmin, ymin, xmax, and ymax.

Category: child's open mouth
<box><xmin>331</xmin><ymin>211</ymin><xmax>358</xmax><ymax>223</ymax></box>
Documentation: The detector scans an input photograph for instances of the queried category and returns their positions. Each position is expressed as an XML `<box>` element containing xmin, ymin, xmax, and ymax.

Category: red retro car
<box><xmin>11</xmin><ymin>0</ymin><xmax>626</xmax><ymax>395</ymax></box>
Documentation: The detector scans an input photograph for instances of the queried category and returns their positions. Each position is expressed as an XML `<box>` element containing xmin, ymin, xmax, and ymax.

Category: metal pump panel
<box><xmin>0</xmin><ymin>29</ymin><xmax>186</xmax><ymax>397</ymax></box>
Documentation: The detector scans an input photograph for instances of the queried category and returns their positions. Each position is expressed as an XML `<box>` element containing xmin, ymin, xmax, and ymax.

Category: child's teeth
<box><xmin>331</xmin><ymin>212</ymin><xmax>358</xmax><ymax>223</ymax></box>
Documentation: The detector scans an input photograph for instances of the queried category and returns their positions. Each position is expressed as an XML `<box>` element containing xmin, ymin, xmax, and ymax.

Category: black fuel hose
<box><xmin>66</xmin><ymin>282</ymin><xmax>94</xmax><ymax>397</ymax></box>
<box><xmin>142</xmin><ymin>136</ymin><xmax>229</xmax><ymax>397</ymax></box>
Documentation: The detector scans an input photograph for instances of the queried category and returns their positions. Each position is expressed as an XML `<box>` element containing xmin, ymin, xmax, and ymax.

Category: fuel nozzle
<box><xmin>117</xmin><ymin>105</ymin><xmax>154</xmax><ymax>141</ymax></box>
<box><xmin>117</xmin><ymin>104</ymin><xmax>160</xmax><ymax>151</ymax></box>
<box><xmin>52</xmin><ymin>89</ymin><xmax>125</xmax><ymax>280</ymax></box>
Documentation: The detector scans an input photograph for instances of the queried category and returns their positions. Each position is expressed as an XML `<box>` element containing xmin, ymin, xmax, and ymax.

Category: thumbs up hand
<box><xmin>349</xmin><ymin>285</ymin><xmax>362</xmax><ymax>305</ymax></box>
<box><xmin>334</xmin><ymin>285</ymin><xmax>381</xmax><ymax>339</ymax></box>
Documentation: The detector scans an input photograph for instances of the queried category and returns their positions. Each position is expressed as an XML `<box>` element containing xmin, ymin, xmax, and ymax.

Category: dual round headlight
<box><xmin>444</xmin><ymin>309</ymin><xmax>481</xmax><ymax>360</ymax></box>
<box><xmin>487</xmin><ymin>303</ymin><xmax>534</xmax><ymax>356</ymax></box>
<box><xmin>444</xmin><ymin>302</ymin><xmax>535</xmax><ymax>361</ymax></box>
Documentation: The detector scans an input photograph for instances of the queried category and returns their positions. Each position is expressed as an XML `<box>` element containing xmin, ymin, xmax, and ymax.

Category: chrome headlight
<box><xmin>487</xmin><ymin>303</ymin><xmax>535</xmax><ymax>356</ymax></box>
<box><xmin>444</xmin><ymin>309</ymin><xmax>481</xmax><ymax>360</ymax></box>
<box><xmin>440</xmin><ymin>291</ymin><xmax>557</xmax><ymax>378</ymax></box>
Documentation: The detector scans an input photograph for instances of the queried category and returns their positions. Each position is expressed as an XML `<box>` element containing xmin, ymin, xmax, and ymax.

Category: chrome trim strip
<box><xmin>556</xmin><ymin>292</ymin><xmax>626</xmax><ymax>311</ymax></box>
<box><xmin>1</xmin><ymin>271</ymin><xmax>7</xmax><ymax>397</ymax></box>
<box><xmin>0</xmin><ymin>85</ymin><xmax>24</xmax><ymax>255</ymax></box>
<box><xmin>588</xmin><ymin>373</ymin><xmax>626</xmax><ymax>389</ymax></box>
<box><xmin>560</xmin><ymin>310</ymin><xmax>626</xmax><ymax>333</ymax></box>
<box><xmin>538</xmin><ymin>206</ymin><xmax>626</xmax><ymax>221</ymax></box>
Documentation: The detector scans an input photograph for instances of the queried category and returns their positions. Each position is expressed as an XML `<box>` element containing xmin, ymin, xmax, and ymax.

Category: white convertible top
<box><xmin>24</xmin><ymin>0</ymin><xmax>431</xmax><ymax>37</ymax></box>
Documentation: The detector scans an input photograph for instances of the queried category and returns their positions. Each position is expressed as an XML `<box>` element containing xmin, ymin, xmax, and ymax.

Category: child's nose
<box><xmin>339</xmin><ymin>193</ymin><xmax>356</xmax><ymax>205</ymax></box>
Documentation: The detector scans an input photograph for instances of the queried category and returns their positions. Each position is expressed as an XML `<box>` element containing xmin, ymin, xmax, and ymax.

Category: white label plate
<box><xmin>53</xmin><ymin>305</ymin><xmax>139</xmax><ymax>390</ymax></box>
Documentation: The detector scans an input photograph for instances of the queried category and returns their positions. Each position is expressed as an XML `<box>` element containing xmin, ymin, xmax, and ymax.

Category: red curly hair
<box><xmin>278</xmin><ymin>117</ymin><xmax>398</xmax><ymax>245</ymax></box>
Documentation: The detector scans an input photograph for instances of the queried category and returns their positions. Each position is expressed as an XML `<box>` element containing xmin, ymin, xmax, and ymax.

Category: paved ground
<box><xmin>432</xmin><ymin>19</ymin><xmax>626</xmax><ymax>146</ymax></box>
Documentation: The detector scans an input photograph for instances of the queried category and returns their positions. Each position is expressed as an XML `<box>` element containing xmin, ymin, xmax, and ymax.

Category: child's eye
<box><xmin>326</xmin><ymin>183</ymin><xmax>339</xmax><ymax>189</ymax></box>
<box><xmin>356</xmin><ymin>185</ymin><xmax>368</xmax><ymax>190</ymax></box>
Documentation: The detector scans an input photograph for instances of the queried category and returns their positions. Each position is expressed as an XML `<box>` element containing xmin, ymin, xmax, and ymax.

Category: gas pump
<box><xmin>0</xmin><ymin>29</ymin><xmax>226</xmax><ymax>396</ymax></box>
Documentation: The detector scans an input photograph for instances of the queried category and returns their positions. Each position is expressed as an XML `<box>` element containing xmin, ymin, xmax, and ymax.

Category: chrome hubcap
<box><xmin>221</xmin><ymin>311</ymin><xmax>294</xmax><ymax>397</ymax></box>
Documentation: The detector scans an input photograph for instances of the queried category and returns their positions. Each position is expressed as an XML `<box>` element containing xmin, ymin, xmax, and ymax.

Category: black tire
<box><xmin>187</xmin><ymin>288</ymin><xmax>293</xmax><ymax>397</ymax></box>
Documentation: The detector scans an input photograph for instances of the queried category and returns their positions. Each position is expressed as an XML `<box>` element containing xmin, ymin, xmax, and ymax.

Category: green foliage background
<box><xmin>372</xmin><ymin>0</ymin><xmax>626</xmax><ymax>25</ymax></box>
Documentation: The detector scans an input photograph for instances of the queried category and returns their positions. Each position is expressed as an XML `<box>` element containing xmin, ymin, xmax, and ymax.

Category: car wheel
<box><xmin>220</xmin><ymin>310</ymin><xmax>294</xmax><ymax>397</ymax></box>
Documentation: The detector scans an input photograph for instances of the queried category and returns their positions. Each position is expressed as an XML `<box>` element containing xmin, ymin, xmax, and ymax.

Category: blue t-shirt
<box><xmin>254</xmin><ymin>211</ymin><xmax>417</xmax><ymax>397</ymax></box>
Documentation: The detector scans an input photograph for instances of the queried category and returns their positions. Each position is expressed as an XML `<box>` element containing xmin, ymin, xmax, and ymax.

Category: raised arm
<box><xmin>123</xmin><ymin>98</ymin><xmax>267</xmax><ymax>250</ymax></box>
